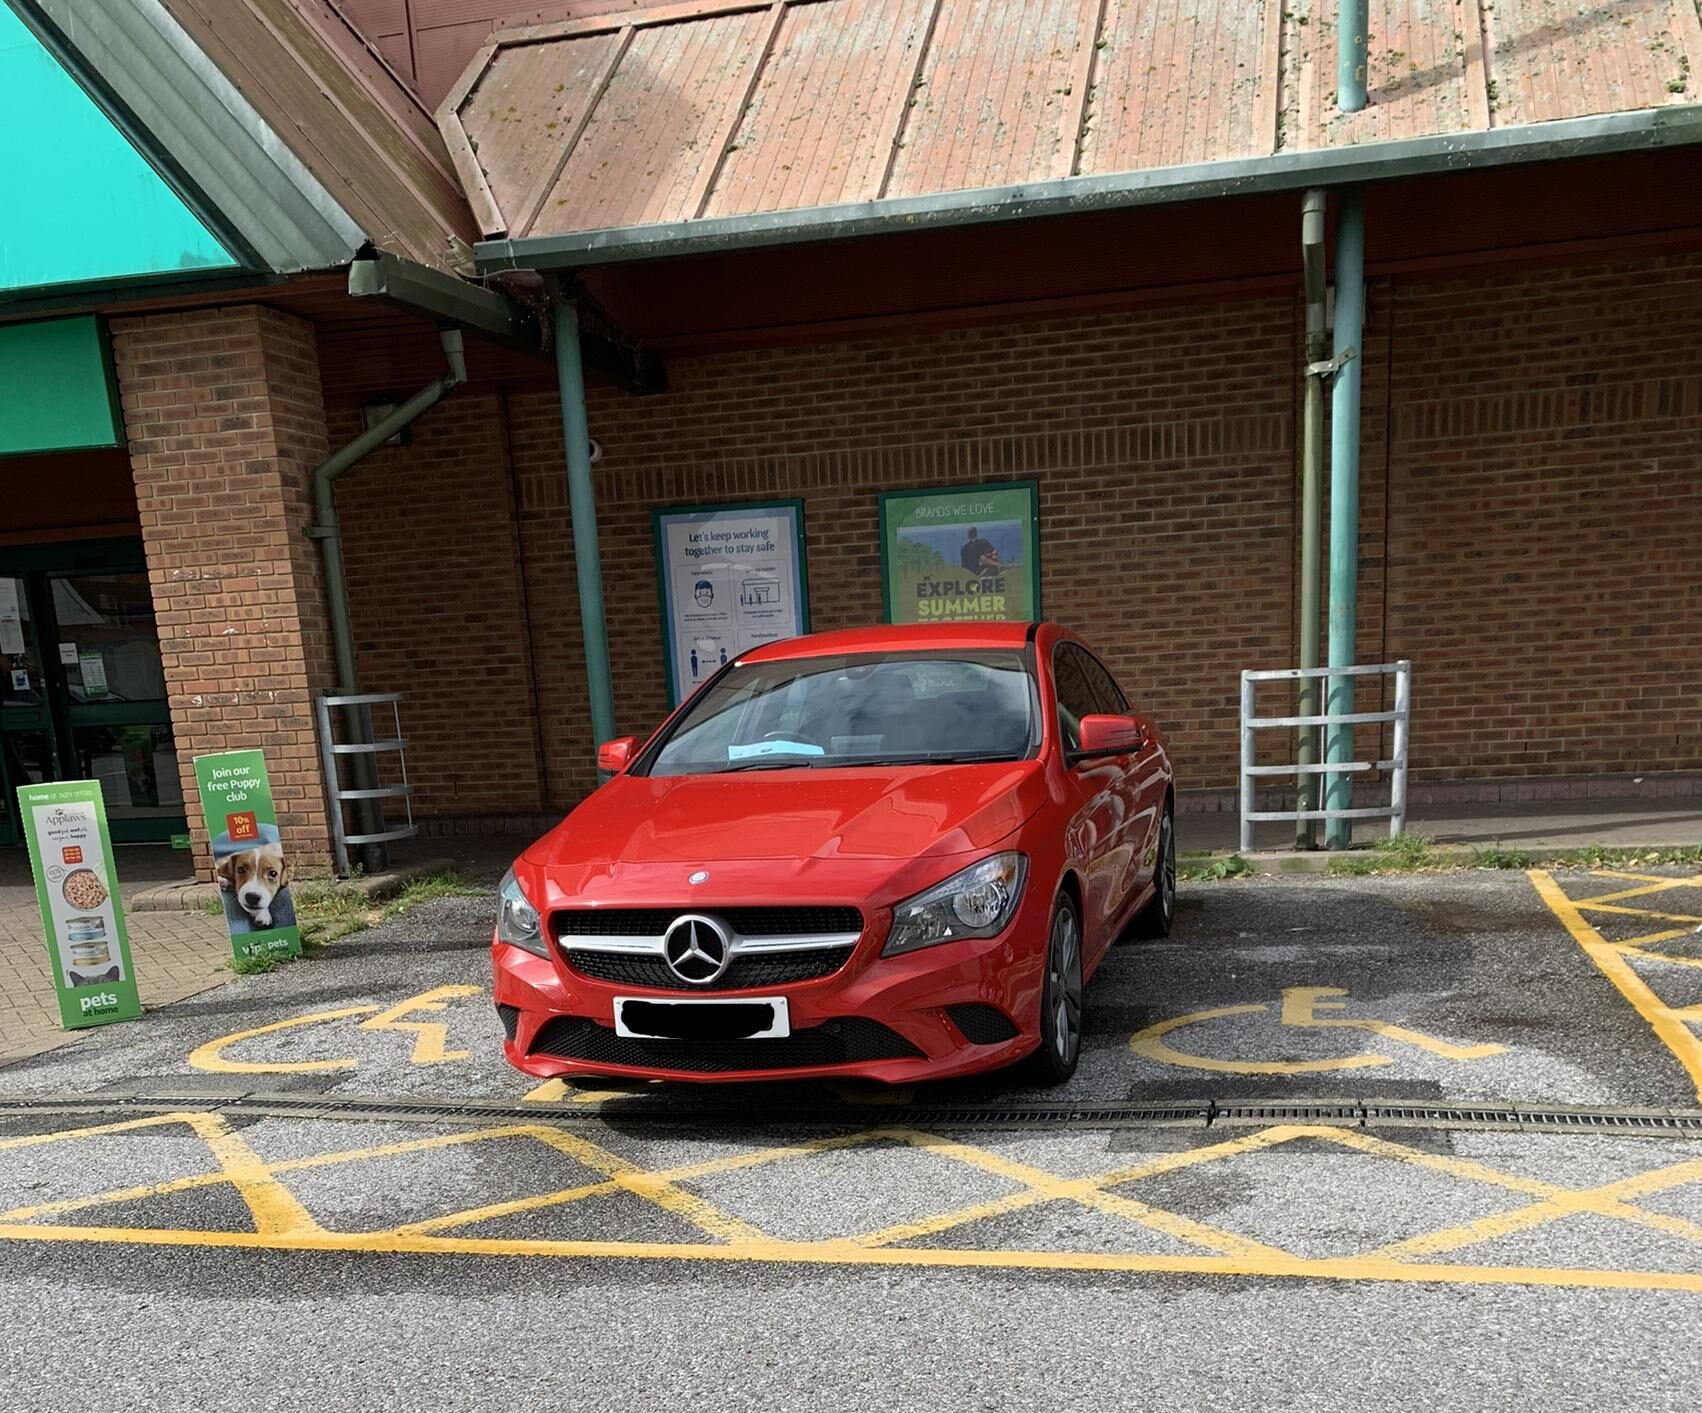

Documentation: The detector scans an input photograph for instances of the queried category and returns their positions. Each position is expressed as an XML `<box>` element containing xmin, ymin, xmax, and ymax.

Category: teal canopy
<box><xmin>0</xmin><ymin>5</ymin><xmax>237</xmax><ymax>293</ymax></box>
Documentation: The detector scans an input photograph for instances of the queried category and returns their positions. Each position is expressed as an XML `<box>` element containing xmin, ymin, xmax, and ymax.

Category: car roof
<box><xmin>739</xmin><ymin>622</ymin><xmax>1039</xmax><ymax>662</ymax></box>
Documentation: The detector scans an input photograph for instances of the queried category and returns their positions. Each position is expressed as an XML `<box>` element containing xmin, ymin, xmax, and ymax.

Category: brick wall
<box><xmin>112</xmin><ymin>306</ymin><xmax>338</xmax><ymax>876</ymax></box>
<box><xmin>325</xmin><ymin>249</ymin><xmax>1702</xmax><ymax>821</ymax></box>
<box><xmin>1383</xmin><ymin>253</ymin><xmax>1702</xmax><ymax>779</ymax></box>
<box><xmin>498</xmin><ymin>294</ymin><xmax>1300</xmax><ymax>804</ymax></box>
<box><xmin>336</xmin><ymin>394</ymin><xmax>547</xmax><ymax>815</ymax></box>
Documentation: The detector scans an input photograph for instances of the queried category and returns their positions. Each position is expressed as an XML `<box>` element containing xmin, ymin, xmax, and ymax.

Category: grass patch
<box><xmin>1476</xmin><ymin>843</ymin><xmax>1702</xmax><ymax>872</ymax></box>
<box><xmin>1328</xmin><ymin>833</ymin><xmax>1439</xmax><ymax>876</ymax></box>
<box><xmin>1325</xmin><ymin>837</ymin><xmax>1702</xmax><ymax>877</ymax></box>
<box><xmin>230</xmin><ymin>869</ymin><xmax>484</xmax><ymax>970</ymax></box>
<box><xmin>1179</xmin><ymin>853</ymin><xmax>1252</xmax><ymax>882</ymax></box>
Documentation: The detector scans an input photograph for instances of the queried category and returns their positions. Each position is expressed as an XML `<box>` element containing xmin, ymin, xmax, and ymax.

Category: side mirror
<box><xmin>596</xmin><ymin>736</ymin><xmax>638</xmax><ymax>774</ymax></box>
<box><xmin>1075</xmin><ymin>714</ymin><xmax>1146</xmax><ymax>760</ymax></box>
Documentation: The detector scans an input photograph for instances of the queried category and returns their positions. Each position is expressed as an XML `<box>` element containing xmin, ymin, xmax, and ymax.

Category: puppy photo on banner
<box><xmin>193</xmin><ymin>748</ymin><xmax>302</xmax><ymax>963</ymax></box>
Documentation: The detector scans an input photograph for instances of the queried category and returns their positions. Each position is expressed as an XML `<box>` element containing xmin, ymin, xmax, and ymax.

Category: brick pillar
<box><xmin>111</xmin><ymin>306</ymin><xmax>338</xmax><ymax>878</ymax></box>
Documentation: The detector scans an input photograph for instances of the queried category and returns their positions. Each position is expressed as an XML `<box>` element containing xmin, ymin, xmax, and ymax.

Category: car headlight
<box><xmin>882</xmin><ymin>852</ymin><xmax>1028</xmax><ymax>957</ymax></box>
<box><xmin>496</xmin><ymin>867</ymin><xmax>546</xmax><ymax>956</ymax></box>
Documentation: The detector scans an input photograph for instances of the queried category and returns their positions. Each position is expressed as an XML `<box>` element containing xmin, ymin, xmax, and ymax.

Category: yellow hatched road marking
<box><xmin>1623</xmin><ymin>946</ymin><xmax>1702</xmax><ymax>971</ymax></box>
<box><xmin>855</xmin><ymin>1126</ymin><xmax>1292</xmax><ymax>1259</ymax></box>
<box><xmin>1573</xmin><ymin>903</ymin><xmax>1702</xmax><ymax>924</ymax></box>
<box><xmin>1528</xmin><ymin>869</ymin><xmax>1702</xmax><ymax>1101</ymax></box>
<box><xmin>0</xmin><ymin>1220</ymin><xmax>1698</xmax><ymax>1294</ymax></box>
<box><xmin>1571</xmin><ymin>877</ymin><xmax>1702</xmax><ymax>907</ymax></box>
<box><xmin>1615</xmin><ymin>929</ymin><xmax>1696</xmax><ymax>949</ymax></box>
<box><xmin>4</xmin><ymin>1112</ymin><xmax>1702</xmax><ymax>1292</ymax></box>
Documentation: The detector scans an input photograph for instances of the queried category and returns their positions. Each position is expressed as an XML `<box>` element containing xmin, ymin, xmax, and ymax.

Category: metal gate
<box><xmin>1239</xmin><ymin>661</ymin><xmax>1411</xmax><ymax>852</ymax></box>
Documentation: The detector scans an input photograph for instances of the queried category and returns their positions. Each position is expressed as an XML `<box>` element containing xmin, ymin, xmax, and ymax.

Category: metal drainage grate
<box><xmin>1210</xmin><ymin>1101</ymin><xmax>1363</xmax><ymax>1125</ymax></box>
<box><xmin>2</xmin><ymin>1091</ymin><xmax>1701</xmax><ymax>1136</ymax></box>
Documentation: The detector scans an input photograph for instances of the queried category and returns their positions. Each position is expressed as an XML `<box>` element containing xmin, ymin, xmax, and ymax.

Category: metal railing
<box><xmin>1238</xmin><ymin>660</ymin><xmax>1411</xmax><ymax>852</ymax></box>
<box><xmin>315</xmin><ymin>691</ymin><xmax>417</xmax><ymax>877</ymax></box>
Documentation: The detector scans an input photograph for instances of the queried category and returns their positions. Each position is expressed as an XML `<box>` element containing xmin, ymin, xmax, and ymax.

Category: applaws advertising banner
<box><xmin>194</xmin><ymin>748</ymin><xmax>301</xmax><ymax>964</ymax></box>
<box><xmin>16</xmin><ymin>779</ymin><xmax>142</xmax><ymax>1030</ymax></box>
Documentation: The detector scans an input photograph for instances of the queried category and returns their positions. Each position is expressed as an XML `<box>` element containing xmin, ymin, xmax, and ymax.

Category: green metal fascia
<box><xmin>348</xmin><ymin>252</ymin><xmax>542</xmax><ymax>351</ymax></box>
<box><xmin>477</xmin><ymin>105</ymin><xmax>1702</xmax><ymax>272</ymax></box>
<box><xmin>17</xmin><ymin>0</ymin><xmax>365</xmax><ymax>275</ymax></box>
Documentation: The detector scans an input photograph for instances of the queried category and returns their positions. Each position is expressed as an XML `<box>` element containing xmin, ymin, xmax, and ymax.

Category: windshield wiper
<box><xmin>709</xmin><ymin>758</ymin><xmax>825</xmax><ymax>773</ymax></box>
<box><xmin>836</xmin><ymin>752</ymin><xmax>1018</xmax><ymax>767</ymax></box>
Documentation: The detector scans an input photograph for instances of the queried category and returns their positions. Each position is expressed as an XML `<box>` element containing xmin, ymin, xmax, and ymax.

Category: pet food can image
<box><xmin>62</xmin><ymin>868</ymin><xmax>108</xmax><ymax>911</ymax></box>
<box><xmin>69</xmin><ymin>931</ymin><xmax>112</xmax><ymax>969</ymax></box>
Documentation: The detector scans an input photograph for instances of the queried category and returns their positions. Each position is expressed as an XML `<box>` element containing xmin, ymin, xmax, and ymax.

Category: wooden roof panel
<box><xmin>436</xmin><ymin>0</ymin><xmax>1702</xmax><ymax>241</ymax></box>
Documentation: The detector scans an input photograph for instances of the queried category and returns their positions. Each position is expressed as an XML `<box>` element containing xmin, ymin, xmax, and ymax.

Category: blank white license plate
<box><xmin>614</xmin><ymin>995</ymin><xmax>790</xmax><ymax>1040</ymax></box>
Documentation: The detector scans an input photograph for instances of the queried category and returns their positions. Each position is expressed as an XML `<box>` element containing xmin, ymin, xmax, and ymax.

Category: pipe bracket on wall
<box><xmin>1305</xmin><ymin>347</ymin><xmax>1358</xmax><ymax>379</ymax></box>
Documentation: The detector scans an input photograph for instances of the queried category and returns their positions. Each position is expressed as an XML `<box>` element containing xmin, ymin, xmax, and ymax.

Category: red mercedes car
<box><xmin>492</xmin><ymin>622</ymin><xmax>1175</xmax><ymax>1086</ymax></box>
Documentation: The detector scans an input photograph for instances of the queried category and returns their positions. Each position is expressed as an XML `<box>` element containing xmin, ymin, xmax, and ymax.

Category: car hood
<box><xmin>527</xmin><ymin>761</ymin><xmax>1048</xmax><ymax>874</ymax></box>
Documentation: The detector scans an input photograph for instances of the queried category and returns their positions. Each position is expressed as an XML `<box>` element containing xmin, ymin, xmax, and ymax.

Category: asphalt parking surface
<box><xmin>3</xmin><ymin>867</ymin><xmax>1701</xmax><ymax>1411</ymax></box>
<box><xmin>3</xmin><ymin>868</ymin><xmax>1697</xmax><ymax>1108</ymax></box>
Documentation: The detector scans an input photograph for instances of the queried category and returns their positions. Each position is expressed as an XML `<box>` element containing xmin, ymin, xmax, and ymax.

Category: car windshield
<box><xmin>644</xmin><ymin>650</ymin><xmax>1037</xmax><ymax>777</ymax></box>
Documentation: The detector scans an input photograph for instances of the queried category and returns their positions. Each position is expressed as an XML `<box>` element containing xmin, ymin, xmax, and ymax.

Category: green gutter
<box><xmin>477</xmin><ymin>107</ymin><xmax>1702</xmax><ymax>272</ymax></box>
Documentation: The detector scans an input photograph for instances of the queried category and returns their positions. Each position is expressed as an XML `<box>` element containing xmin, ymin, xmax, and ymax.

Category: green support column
<box><xmin>553</xmin><ymin>299</ymin><xmax>617</xmax><ymax>754</ymax></box>
<box><xmin>1324</xmin><ymin>188</ymin><xmax>1366</xmax><ymax>849</ymax></box>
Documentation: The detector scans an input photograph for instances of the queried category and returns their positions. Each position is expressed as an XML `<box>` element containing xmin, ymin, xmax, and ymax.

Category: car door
<box><xmin>1053</xmin><ymin>642</ymin><xmax>1134</xmax><ymax>962</ymax></box>
<box><xmin>1080</xmin><ymin>649</ymin><xmax>1166</xmax><ymax>921</ymax></box>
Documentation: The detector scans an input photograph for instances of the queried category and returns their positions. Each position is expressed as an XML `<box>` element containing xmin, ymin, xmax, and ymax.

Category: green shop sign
<box><xmin>879</xmin><ymin>481</ymin><xmax>1041</xmax><ymax>625</ymax></box>
<box><xmin>194</xmin><ymin>749</ymin><xmax>301</xmax><ymax>964</ymax></box>
<box><xmin>16</xmin><ymin>779</ymin><xmax>142</xmax><ymax>1030</ymax></box>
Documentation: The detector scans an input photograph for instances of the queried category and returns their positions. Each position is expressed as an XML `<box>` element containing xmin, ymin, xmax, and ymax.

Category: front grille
<box><xmin>564</xmin><ymin>946</ymin><xmax>855</xmax><ymax>992</ymax></box>
<box><xmin>553</xmin><ymin>906</ymin><xmax>862</xmax><ymax>939</ymax></box>
<box><xmin>945</xmin><ymin>1003</ymin><xmax>1021</xmax><ymax>1045</ymax></box>
<box><xmin>496</xmin><ymin>1003</ymin><xmax>521</xmax><ymax>1042</ymax></box>
<box><xmin>527</xmin><ymin>1016</ymin><xmax>921</xmax><ymax>1073</ymax></box>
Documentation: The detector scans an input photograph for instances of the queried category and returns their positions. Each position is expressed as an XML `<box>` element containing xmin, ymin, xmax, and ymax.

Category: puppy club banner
<box><xmin>16</xmin><ymin>779</ymin><xmax>142</xmax><ymax>1030</ymax></box>
<box><xmin>880</xmin><ymin>482</ymin><xmax>1041</xmax><ymax>624</ymax></box>
<box><xmin>194</xmin><ymin>748</ymin><xmax>300</xmax><ymax>963</ymax></box>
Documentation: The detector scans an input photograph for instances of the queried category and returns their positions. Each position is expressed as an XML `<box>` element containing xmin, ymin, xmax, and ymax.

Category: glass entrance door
<box><xmin>0</xmin><ymin>573</ymin><xmax>54</xmax><ymax>846</ymax></box>
<box><xmin>0</xmin><ymin>543</ymin><xmax>184</xmax><ymax>845</ymax></box>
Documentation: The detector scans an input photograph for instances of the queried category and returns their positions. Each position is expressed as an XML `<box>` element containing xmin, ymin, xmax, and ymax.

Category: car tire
<box><xmin>1130</xmin><ymin>802</ymin><xmax>1177</xmax><ymax>939</ymax></box>
<box><xmin>1026</xmin><ymin>890</ymin><xmax>1083</xmax><ymax>1086</ymax></box>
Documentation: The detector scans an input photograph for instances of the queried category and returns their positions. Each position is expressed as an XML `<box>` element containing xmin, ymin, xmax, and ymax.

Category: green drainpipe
<box><xmin>1296</xmin><ymin>189</ymin><xmax>1328</xmax><ymax>848</ymax></box>
<box><xmin>308</xmin><ymin>328</ymin><xmax>466</xmax><ymax>871</ymax></box>
<box><xmin>551</xmin><ymin>298</ymin><xmax>617</xmax><ymax>759</ymax></box>
<box><xmin>1338</xmin><ymin>0</ymin><xmax>1369</xmax><ymax>113</ymax></box>
<box><xmin>1324</xmin><ymin>188</ymin><xmax>1365</xmax><ymax>849</ymax></box>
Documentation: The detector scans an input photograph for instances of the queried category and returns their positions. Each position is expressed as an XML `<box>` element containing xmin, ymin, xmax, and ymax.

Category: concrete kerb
<box><xmin>129</xmin><ymin>857</ymin><xmax>459</xmax><ymax>914</ymax></box>
<box><xmin>1204</xmin><ymin>840</ymin><xmax>1702</xmax><ymax>876</ymax></box>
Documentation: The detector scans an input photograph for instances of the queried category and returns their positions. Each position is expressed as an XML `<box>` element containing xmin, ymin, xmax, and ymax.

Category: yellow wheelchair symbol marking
<box><xmin>189</xmin><ymin>986</ymin><xmax>483</xmax><ymax>1074</ymax></box>
<box><xmin>1130</xmin><ymin>986</ymin><xmax>1508</xmax><ymax>1075</ymax></box>
<box><xmin>361</xmin><ymin>985</ymin><xmax>482</xmax><ymax>1066</ymax></box>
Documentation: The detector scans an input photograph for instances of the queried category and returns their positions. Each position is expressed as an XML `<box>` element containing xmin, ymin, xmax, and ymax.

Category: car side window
<box><xmin>1082</xmin><ymin>651</ymin><xmax>1130</xmax><ymax>715</ymax></box>
<box><xmin>1052</xmin><ymin>644</ymin><xmax>1099</xmax><ymax>753</ymax></box>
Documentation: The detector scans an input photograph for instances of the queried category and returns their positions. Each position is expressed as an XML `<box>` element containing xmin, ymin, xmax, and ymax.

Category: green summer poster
<box><xmin>880</xmin><ymin>482</ymin><xmax>1041</xmax><ymax>624</ymax></box>
<box><xmin>193</xmin><ymin>749</ymin><xmax>301</xmax><ymax>963</ymax></box>
<box><xmin>17</xmin><ymin>779</ymin><xmax>142</xmax><ymax>1029</ymax></box>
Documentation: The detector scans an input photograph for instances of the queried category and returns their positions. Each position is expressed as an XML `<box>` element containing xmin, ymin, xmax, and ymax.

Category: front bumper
<box><xmin>491</xmin><ymin>897</ymin><xmax>1049</xmax><ymax>1084</ymax></box>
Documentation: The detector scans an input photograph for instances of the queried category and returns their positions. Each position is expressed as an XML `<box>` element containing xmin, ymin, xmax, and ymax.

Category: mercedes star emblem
<box><xmin>663</xmin><ymin>913</ymin><xmax>731</xmax><ymax>984</ymax></box>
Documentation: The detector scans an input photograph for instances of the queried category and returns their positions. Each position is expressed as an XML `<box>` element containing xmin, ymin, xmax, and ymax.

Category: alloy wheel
<box><xmin>1048</xmin><ymin>903</ymin><xmax>1082</xmax><ymax>1066</ymax></box>
<box><xmin>1159</xmin><ymin>811</ymin><xmax>1176</xmax><ymax>925</ymax></box>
